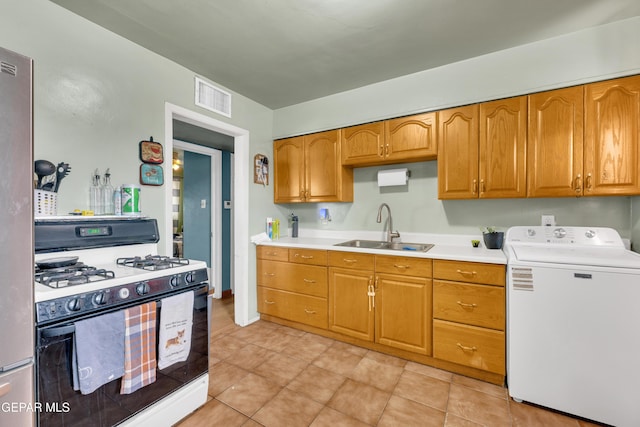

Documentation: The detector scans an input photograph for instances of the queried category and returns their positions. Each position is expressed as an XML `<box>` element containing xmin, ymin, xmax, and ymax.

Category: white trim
<box><xmin>230</xmin><ymin>152</ymin><xmax>235</xmax><ymax>294</ymax></box>
<box><xmin>165</xmin><ymin>102</ymin><xmax>250</xmax><ymax>326</ymax></box>
<box><xmin>173</xmin><ymin>140</ymin><xmax>222</xmax><ymax>300</ymax></box>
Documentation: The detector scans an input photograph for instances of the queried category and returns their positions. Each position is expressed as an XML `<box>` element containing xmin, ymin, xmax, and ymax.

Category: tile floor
<box><xmin>177</xmin><ymin>297</ymin><xmax>603</xmax><ymax>427</ymax></box>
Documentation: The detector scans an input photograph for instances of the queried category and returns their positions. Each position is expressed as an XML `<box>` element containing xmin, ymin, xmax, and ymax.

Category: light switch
<box><xmin>201</xmin><ymin>199</ymin><xmax>207</xmax><ymax>208</ymax></box>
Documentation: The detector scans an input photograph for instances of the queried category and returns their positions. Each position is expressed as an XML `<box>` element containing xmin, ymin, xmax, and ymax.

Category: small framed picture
<box><xmin>140</xmin><ymin>164</ymin><xmax>164</xmax><ymax>186</ymax></box>
<box><xmin>139</xmin><ymin>139</ymin><xmax>163</xmax><ymax>164</ymax></box>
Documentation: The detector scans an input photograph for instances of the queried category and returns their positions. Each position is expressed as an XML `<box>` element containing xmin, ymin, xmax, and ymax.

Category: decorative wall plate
<box><xmin>140</xmin><ymin>164</ymin><xmax>164</xmax><ymax>186</ymax></box>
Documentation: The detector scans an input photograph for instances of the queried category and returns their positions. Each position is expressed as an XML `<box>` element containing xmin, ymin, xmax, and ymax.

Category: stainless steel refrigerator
<box><xmin>0</xmin><ymin>46</ymin><xmax>34</xmax><ymax>426</ymax></box>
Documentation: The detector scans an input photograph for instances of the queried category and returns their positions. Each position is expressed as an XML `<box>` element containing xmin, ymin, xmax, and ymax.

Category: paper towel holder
<box><xmin>377</xmin><ymin>168</ymin><xmax>410</xmax><ymax>187</ymax></box>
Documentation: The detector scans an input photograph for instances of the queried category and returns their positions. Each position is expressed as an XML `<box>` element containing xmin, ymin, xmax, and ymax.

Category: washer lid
<box><xmin>512</xmin><ymin>245</ymin><xmax>640</xmax><ymax>269</ymax></box>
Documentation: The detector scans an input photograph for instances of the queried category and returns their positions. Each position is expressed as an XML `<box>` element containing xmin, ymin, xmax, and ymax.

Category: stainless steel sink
<box><xmin>334</xmin><ymin>239</ymin><xmax>434</xmax><ymax>252</ymax></box>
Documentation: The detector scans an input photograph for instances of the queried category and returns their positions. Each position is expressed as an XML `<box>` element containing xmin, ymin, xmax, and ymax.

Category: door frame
<box><xmin>165</xmin><ymin>102</ymin><xmax>251</xmax><ymax>326</ymax></box>
<box><xmin>173</xmin><ymin>140</ymin><xmax>221</xmax><ymax>299</ymax></box>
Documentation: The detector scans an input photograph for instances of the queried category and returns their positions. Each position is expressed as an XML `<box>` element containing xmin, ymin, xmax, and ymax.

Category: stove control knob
<box><xmin>93</xmin><ymin>292</ymin><xmax>107</xmax><ymax>306</ymax></box>
<box><xmin>185</xmin><ymin>272</ymin><xmax>195</xmax><ymax>283</ymax></box>
<box><xmin>170</xmin><ymin>276</ymin><xmax>181</xmax><ymax>287</ymax></box>
<box><xmin>118</xmin><ymin>288</ymin><xmax>130</xmax><ymax>299</ymax></box>
<box><xmin>66</xmin><ymin>298</ymin><xmax>81</xmax><ymax>312</ymax></box>
<box><xmin>136</xmin><ymin>282</ymin><xmax>150</xmax><ymax>296</ymax></box>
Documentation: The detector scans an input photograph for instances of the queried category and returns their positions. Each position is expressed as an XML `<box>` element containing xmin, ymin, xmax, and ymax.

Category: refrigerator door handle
<box><xmin>0</xmin><ymin>381</ymin><xmax>11</xmax><ymax>398</ymax></box>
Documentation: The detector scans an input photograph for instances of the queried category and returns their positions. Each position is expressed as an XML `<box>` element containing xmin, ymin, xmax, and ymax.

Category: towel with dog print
<box><xmin>120</xmin><ymin>302</ymin><xmax>157</xmax><ymax>394</ymax></box>
<box><xmin>157</xmin><ymin>291</ymin><xmax>194</xmax><ymax>370</ymax></box>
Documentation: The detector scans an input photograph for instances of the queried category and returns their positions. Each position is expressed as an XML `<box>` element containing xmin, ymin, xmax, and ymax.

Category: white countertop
<box><xmin>255</xmin><ymin>229</ymin><xmax>507</xmax><ymax>265</ymax></box>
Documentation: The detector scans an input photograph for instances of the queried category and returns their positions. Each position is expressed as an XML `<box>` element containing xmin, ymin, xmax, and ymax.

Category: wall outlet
<box><xmin>541</xmin><ymin>214</ymin><xmax>556</xmax><ymax>226</ymax></box>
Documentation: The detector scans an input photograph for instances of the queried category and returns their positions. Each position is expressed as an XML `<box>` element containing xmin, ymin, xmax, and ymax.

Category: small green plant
<box><xmin>471</xmin><ymin>239</ymin><xmax>480</xmax><ymax>247</ymax></box>
<box><xmin>480</xmin><ymin>226</ymin><xmax>499</xmax><ymax>234</ymax></box>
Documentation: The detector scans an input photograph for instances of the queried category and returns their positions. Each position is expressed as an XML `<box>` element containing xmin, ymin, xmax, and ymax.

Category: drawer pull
<box><xmin>264</xmin><ymin>272</ymin><xmax>275</xmax><ymax>276</ymax></box>
<box><xmin>456</xmin><ymin>301</ymin><xmax>477</xmax><ymax>310</ymax></box>
<box><xmin>456</xmin><ymin>269</ymin><xmax>477</xmax><ymax>276</ymax></box>
<box><xmin>303</xmin><ymin>278</ymin><xmax>316</xmax><ymax>284</ymax></box>
<box><xmin>264</xmin><ymin>299</ymin><xmax>275</xmax><ymax>305</ymax></box>
<box><xmin>342</xmin><ymin>258</ymin><xmax>358</xmax><ymax>264</ymax></box>
<box><xmin>393</xmin><ymin>264</ymin><xmax>410</xmax><ymax>270</ymax></box>
<box><xmin>266</xmin><ymin>252</ymin><xmax>280</xmax><ymax>256</ymax></box>
<box><xmin>456</xmin><ymin>343</ymin><xmax>477</xmax><ymax>352</ymax></box>
<box><xmin>304</xmin><ymin>308</ymin><xmax>316</xmax><ymax>314</ymax></box>
<box><xmin>296</xmin><ymin>254</ymin><xmax>314</xmax><ymax>259</ymax></box>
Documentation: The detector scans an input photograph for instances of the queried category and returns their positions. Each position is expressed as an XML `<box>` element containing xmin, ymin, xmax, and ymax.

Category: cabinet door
<box><xmin>328</xmin><ymin>267</ymin><xmax>374</xmax><ymax>341</ymax></box>
<box><xmin>527</xmin><ymin>86</ymin><xmax>584</xmax><ymax>197</ymax></box>
<box><xmin>385</xmin><ymin>112</ymin><xmax>437</xmax><ymax>163</ymax></box>
<box><xmin>584</xmin><ymin>75</ymin><xmax>640</xmax><ymax>195</ymax></box>
<box><xmin>341</xmin><ymin>122</ymin><xmax>385</xmax><ymax>166</ymax></box>
<box><xmin>479</xmin><ymin>97</ymin><xmax>527</xmax><ymax>198</ymax></box>
<box><xmin>375</xmin><ymin>274</ymin><xmax>431</xmax><ymax>355</ymax></box>
<box><xmin>437</xmin><ymin>105</ymin><xmax>479</xmax><ymax>199</ymax></box>
<box><xmin>273</xmin><ymin>137</ymin><xmax>305</xmax><ymax>202</ymax></box>
<box><xmin>304</xmin><ymin>130</ymin><xmax>349</xmax><ymax>201</ymax></box>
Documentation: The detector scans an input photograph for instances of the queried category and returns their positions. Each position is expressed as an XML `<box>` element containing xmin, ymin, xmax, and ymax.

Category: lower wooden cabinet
<box><xmin>328</xmin><ymin>266</ymin><xmax>374</xmax><ymax>341</ymax></box>
<box><xmin>258</xmin><ymin>286</ymin><xmax>327</xmax><ymax>329</ymax></box>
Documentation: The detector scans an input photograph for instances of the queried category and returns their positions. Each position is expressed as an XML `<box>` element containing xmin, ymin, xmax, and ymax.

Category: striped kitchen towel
<box><xmin>120</xmin><ymin>302</ymin><xmax>157</xmax><ymax>394</ymax></box>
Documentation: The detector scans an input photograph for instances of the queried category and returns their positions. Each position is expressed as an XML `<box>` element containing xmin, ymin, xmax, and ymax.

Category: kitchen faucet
<box><xmin>376</xmin><ymin>203</ymin><xmax>400</xmax><ymax>243</ymax></box>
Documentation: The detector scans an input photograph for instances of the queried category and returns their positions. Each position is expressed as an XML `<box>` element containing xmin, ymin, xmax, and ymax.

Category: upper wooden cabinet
<box><xmin>584</xmin><ymin>75</ymin><xmax>640</xmax><ymax>196</ymax></box>
<box><xmin>527</xmin><ymin>86</ymin><xmax>584</xmax><ymax>197</ymax></box>
<box><xmin>274</xmin><ymin>130</ymin><xmax>353</xmax><ymax>203</ymax></box>
<box><xmin>437</xmin><ymin>105</ymin><xmax>479</xmax><ymax>199</ymax></box>
<box><xmin>342</xmin><ymin>113</ymin><xmax>437</xmax><ymax>166</ymax></box>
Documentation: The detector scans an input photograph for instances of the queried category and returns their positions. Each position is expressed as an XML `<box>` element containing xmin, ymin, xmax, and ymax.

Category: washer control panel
<box><xmin>506</xmin><ymin>226</ymin><xmax>624</xmax><ymax>247</ymax></box>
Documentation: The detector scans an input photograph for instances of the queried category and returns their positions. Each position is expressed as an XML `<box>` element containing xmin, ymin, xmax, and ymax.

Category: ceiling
<box><xmin>51</xmin><ymin>0</ymin><xmax>640</xmax><ymax>109</ymax></box>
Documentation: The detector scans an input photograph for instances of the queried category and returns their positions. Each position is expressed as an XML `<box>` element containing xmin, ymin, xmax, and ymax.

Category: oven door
<box><xmin>35</xmin><ymin>284</ymin><xmax>208</xmax><ymax>427</ymax></box>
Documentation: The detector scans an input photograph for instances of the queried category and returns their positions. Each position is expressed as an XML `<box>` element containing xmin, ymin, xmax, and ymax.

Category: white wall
<box><xmin>272</xmin><ymin>17</ymin><xmax>640</xmax><ymax>242</ymax></box>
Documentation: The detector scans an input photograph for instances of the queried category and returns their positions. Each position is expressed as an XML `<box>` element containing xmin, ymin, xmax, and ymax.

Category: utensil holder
<box><xmin>35</xmin><ymin>189</ymin><xmax>57</xmax><ymax>216</ymax></box>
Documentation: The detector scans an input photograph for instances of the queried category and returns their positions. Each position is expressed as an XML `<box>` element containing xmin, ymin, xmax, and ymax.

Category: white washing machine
<box><xmin>505</xmin><ymin>226</ymin><xmax>640</xmax><ymax>427</ymax></box>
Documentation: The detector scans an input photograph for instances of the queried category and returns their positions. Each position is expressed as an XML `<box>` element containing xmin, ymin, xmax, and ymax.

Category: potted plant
<box><xmin>481</xmin><ymin>226</ymin><xmax>504</xmax><ymax>249</ymax></box>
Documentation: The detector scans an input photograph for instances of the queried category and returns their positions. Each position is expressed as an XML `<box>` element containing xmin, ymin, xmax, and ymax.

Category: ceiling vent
<box><xmin>1</xmin><ymin>61</ymin><xmax>17</xmax><ymax>76</ymax></box>
<box><xmin>195</xmin><ymin>76</ymin><xmax>231</xmax><ymax>118</ymax></box>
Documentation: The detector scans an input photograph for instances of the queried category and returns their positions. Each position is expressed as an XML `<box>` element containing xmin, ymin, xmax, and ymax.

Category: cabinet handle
<box><xmin>305</xmin><ymin>190</ymin><xmax>310</xmax><ymax>199</ymax></box>
<box><xmin>456</xmin><ymin>343</ymin><xmax>477</xmax><ymax>352</ymax></box>
<box><xmin>266</xmin><ymin>251</ymin><xmax>279</xmax><ymax>256</ymax></box>
<box><xmin>367</xmin><ymin>283</ymin><xmax>376</xmax><ymax>311</ymax></box>
<box><xmin>299</xmin><ymin>255</ymin><xmax>314</xmax><ymax>259</ymax></box>
<box><xmin>264</xmin><ymin>272</ymin><xmax>275</xmax><ymax>276</ymax></box>
<box><xmin>456</xmin><ymin>301</ymin><xmax>477</xmax><ymax>310</ymax></box>
<box><xmin>304</xmin><ymin>308</ymin><xmax>316</xmax><ymax>314</ymax></box>
<box><xmin>299</xmin><ymin>190</ymin><xmax>305</xmax><ymax>199</ymax></box>
<box><xmin>385</xmin><ymin>143</ymin><xmax>389</xmax><ymax>156</ymax></box>
<box><xmin>574</xmin><ymin>174</ymin><xmax>582</xmax><ymax>194</ymax></box>
<box><xmin>303</xmin><ymin>278</ymin><xmax>316</xmax><ymax>284</ymax></box>
<box><xmin>480</xmin><ymin>179</ymin><xmax>485</xmax><ymax>194</ymax></box>
<box><xmin>264</xmin><ymin>300</ymin><xmax>275</xmax><ymax>305</ymax></box>
<box><xmin>456</xmin><ymin>269</ymin><xmax>476</xmax><ymax>277</ymax></box>
<box><xmin>585</xmin><ymin>173</ymin><xmax>592</xmax><ymax>191</ymax></box>
<box><xmin>379</xmin><ymin>145</ymin><xmax>384</xmax><ymax>157</ymax></box>
<box><xmin>472</xmin><ymin>179</ymin><xmax>477</xmax><ymax>194</ymax></box>
<box><xmin>342</xmin><ymin>258</ymin><xmax>358</xmax><ymax>264</ymax></box>
<box><xmin>393</xmin><ymin>264</ymin><xmax>410</xmax><ymax>270</ymax></box>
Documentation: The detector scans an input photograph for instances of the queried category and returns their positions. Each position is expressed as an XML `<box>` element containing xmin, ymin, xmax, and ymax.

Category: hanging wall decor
<box><xmin>254</xmin><ymin>154</ymin><xmax>269</xmax><ymax>185</ymax></box>
<box><xmin>140</xmin><ymin>164</ymin><xmax>164</xmax><ymax>186</ymax></box>
<box><xmin>139</xmin><ymin>137</ymin><xmax>164</xmax><ymax>164</ymax></box>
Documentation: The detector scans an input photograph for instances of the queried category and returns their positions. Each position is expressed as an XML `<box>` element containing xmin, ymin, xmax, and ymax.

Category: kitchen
<box><xmin>2</xmin><ymin>0</ymin><xmax>640</xmax><ymax>426</ymax></box>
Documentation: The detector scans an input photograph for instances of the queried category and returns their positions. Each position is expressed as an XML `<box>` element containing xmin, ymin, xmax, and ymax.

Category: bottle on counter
<box><xmin>89</xmin><ymin>169</ymin><xmax>102</xmax><ymax>215</ymax></box>
<box><xmin>292</xmin><ymin>215</ymin><xmax>299</xmax><ymax>238</ymax></box>
<box><xmin>114</xmin><ymin>186</ymin><xmax>122</xmax><ymax>215</ymax></box>
<box><xmin>102</xmin><ymin>169</ymin><xmax>114</xmax><ymax>215</ymax></box>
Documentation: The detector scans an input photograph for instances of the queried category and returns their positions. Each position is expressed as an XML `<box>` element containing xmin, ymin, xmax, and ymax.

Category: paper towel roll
<box><xmin>377</xmin><ymin>168</ymin><xmax>408</xmax><ymax>187</ymax></box>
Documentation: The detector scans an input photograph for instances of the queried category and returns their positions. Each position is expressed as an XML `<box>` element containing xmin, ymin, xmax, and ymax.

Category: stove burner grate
<box><xmin>117</xmin><ymin>255</ymin><xmax>190</xmax><ymax>271</ymax></box>
<box><xmin>35</xmin><ymin>264</ymin><xmax>116</xmax><ymax>288</ymax></box>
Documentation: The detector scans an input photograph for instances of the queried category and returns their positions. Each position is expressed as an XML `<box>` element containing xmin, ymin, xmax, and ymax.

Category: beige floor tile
<box><xmin>348</xmin><ymin>357</ymin><xmax>404</xmax><ymax>392</ymax></box>
<box><xmin>377</xmin><ymin>395</ymin><xmax>446</xmax><ymax>427</ymax></box>
<box><xmin>210</xmin><ymin>334</ymin><xmax>248</xmax><ymax>360</ymax></box>
<box><xmin>452</xmin><ymin>374</ymin><xmax>507</xmax><ymax>399</ymax></box>
<box><xmin>230</xmin><ymin>320</ymin><xmax>280</xmax><ymax>342</ymax></box>
<box><xmin>208</xmin><ymin>361</ymin><xmax>251</xmax><ymax>397</ymax></box>
<box><xmin>510</xmin><ymin>400</ymin><xmax>581</xmax><ymax>427</ymax></box>
<box><xmin>404</xmin><ymin>360</ymin><xmax>453</xmax><ymax>382</ymax></box>
<box><xmin>216</xmin><ymin>373</ymin><xmax>282</xmax><ymax>417</ymax></box>
<box><xmin>252</xmin><ymin>352</ymin><xmax>308</xmax><ymax>386</ymax></box>
<box><xmin>447</xmin><ymin>383</ymin><xmax>511</xmax><ymax>426</ymax></box>
<box><xmin>176</xmin><ymin>399</ymin><xmax>248</xmax><ymax>427</ymax></box>
<box><xmin>286</xmin><ymin>364</ymin><xmax>346</xmax><ymax>404</ymax></box>
<box><xmin>251</xmin><ymin>328</ymin><xmax>301</xmax><ymax>352</ymax></box>
<box><xmin>252</xmin><ymin>388</ymin><xmax>324</xmax><ymax>427</ymax></box>
<box><xmin>312</xmin><ymin>346</ymin><xmax>364</xmax><ymax>377</ymax></box>
<box><xmin>364</xmin><ymin>350</ymin><xmax>408</xmax><ymax>368</ymax></box>
<box><xmin>330</xmin><ymin>340</ymin><xmax>369</xmax><ymax>357</ymax></box>
<box><xmin>309</xmin><ymin>407</ymin><xmax>370</xmax><ymax>427</ymax></box>
<box><xmin>327</xmin><ymin>379</ymin><xmax>391</xmax><ymax>425</ymax></box>
<box><xmin>281</xmin><ymin>333</ymin><xmax>331</xmax><ymax>362</ymax></box>
<box><xmin>393</xmin><ymin>370</ymin><xmax>450</xmax><ymax>411</ymax></box>
<box><xmin>444</xmin><ymin>413</ymin><xmax>484</xmax><ymax>426</ymax></box>
<box><xmin>225</xmin><ymin>343</ymin><xmax>278</xmax><ymax>370</ymax></box>
<box><xmin>241</xmin><ymin>419</ymin><xmax>263</xmax><ymax>427</ymax></box>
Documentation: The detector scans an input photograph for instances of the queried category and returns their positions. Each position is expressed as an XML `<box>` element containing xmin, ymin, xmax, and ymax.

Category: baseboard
<box><xmin>221</xmin><ymin>289</ymin><xmax>233</xmax><ymax>299</ymax></box>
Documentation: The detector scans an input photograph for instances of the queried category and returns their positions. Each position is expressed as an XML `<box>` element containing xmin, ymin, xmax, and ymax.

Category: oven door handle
<box><xmin>41</xmin><ymin>324</ymin><xmax>75</xmax><ymax>338</ymax></box>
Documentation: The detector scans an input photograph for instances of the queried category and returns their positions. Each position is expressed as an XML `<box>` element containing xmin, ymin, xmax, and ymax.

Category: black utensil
<box><xmin>53</xmin><ymin>162</ymin><xmax>71</xmax><ymax>192</ymax></box>
<box><xmin>34</xmin><ymin>160</ymin><xmax>55</xmax><ymax>189</ymax></box>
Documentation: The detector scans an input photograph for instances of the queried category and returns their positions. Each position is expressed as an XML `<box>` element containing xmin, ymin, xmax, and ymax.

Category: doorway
<box><xmin>164</xmin><ymin>103</ymin><xmax>251</xmax><ymax>326</ymax></box>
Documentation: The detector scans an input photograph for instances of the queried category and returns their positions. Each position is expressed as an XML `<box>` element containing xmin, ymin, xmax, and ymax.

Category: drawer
<box><xmin>433</xmin><ymin>280</ymin><xmax>505</xmax><ymax>330</ymax></box>
<box><xmin>375</xmin><ymin>255</ymin><xmax>432</xmax><ymax>277</ymax></box>
<box><xmin>257</xmin><ymin>245</ymin><xmax>289</xmax><ymax>261</ymax></box>
<box><xmin>328</xmin><ymin>251</ymin><xmax>375</xmax><ymax>270</ymax></box>
<box><xmin>289</xmin><ymin>248</ymin><xmax>328</xmax><ymax>266</ymax></box>
<box><xmin>258</xmin><ymin>286</ymin><xmax>328</xmax><ymax>329</ymax></box>
<box><xmin>433</xmin><ymin>260</ymin><xmax>505</xmax><ymax>286</ymax></box>
<box><xmin>433</xmin><ymin>319</ymin><xmax>505</xmax><ymax>375</ymax></box>
<box><xmin>257</xmin><ymin>260</ymin><xmax>327</xmax><ymax>297</ymax></box>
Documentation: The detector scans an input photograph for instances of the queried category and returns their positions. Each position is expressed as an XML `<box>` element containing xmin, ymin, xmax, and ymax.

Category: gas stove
<box><xmin>34</xmin><ymin>217</ymin><xmax>209</xmax><ymax>324</ymax></box>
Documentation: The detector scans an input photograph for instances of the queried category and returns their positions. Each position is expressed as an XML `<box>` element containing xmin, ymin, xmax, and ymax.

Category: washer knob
<box><xmin>553</xmin><ymin>228</ymin><xmax>567</xmax><ymax>238</ymax></box>
<box><xmin>585</xmin><ymin>229</ymin><xmax>596</xmax><ymax>238</ymax></box>
<box><xmin>136</xmin><ymin>282</ymin><xmax>150</xmax><ymax>295</ymax></box>
<box><xmin>93</xmin><ymin>292</ymin><xmax>107</xmax><ymax>305</ymax></box>
<box><xmin>67</xmin><ymin>298</ymin><xmax>81</xmax><ymax>312</ymax></box>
